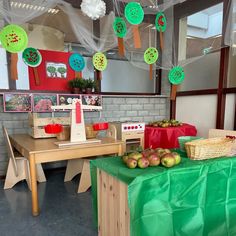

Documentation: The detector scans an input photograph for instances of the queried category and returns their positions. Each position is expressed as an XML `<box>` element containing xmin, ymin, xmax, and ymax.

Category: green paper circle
<box><xmin>0</xmin><ymin>24</ymin><xmax>28</xmax><ymax>53</ymax></box>
<box><xmin>22</xmin><ymin>47</ymin><xmax>42</xmax><ymax>67</ymax></box>
<box><xmin>155</xmin><ymin>12</ymin><xmax>167</xmax><ymax>32</ymax></box>
<box><xmin>113</xmin><ymin>17</ymin><xmax>127</xmax><ymax>38</ymax></box>
<box><xmin>168</xmin><ymin>66</ymin><xmax>185</xmax><ymax>85</ymax></box>
<box><xmin>125</xmin><ymin>2</ymin><xmax>144</xmax><ymax>25</ymax></box>
<box><xmin>93</xmin><ymin>52</ymin><xmax>107</xmax><ymax>71</ymax></box>
<box><xmin>144</xmin><ymin>47</ymin><xmax>158</xmax><ymax>65</ymax></box>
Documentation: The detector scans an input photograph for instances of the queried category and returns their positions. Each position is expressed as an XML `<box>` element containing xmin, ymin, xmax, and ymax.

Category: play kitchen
<box><xmin>107</xmin><ymin>121</ymin><xmax>145</xmax><ymax>152</ymax></box>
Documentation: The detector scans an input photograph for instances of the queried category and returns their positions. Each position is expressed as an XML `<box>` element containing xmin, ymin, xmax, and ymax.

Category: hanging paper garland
<box><xmin>113</xmin><ymin>17</ymin><xmax>127</xmax><ymax>56</ymax></box>
<box><xmin>0</xmin><ymin>24</ymin><xmax>28</xmax><ymax>81</ymax></box>
<box><xmin>144</xmin><ymin>47</ymin><xmax>159</xmax><ymax>80</ymax></box>
<box><xmin>155</xmin><ymin>12</ymin><xmax>167</xmax><ymax>50</ymax></box>
<box><xmin>168</xmin><ymin>66</ymin><xmax>185</xmax><ymax>101</ymax></box>
<box><xmin>80</xmin><ymin>0</ymin><xmax>106</xmax><ymax>20</ymax></box>
<box><xmin>125</xmin><ymin>2</ymin><xmax>144</xmax><ymax>49</ymax></box>
<box><xmin>69</xmin><ymin>53</ymin><xmax>85</xmax><ymax>78</ymax></box>
<box><xmin>22</xmin><ymin>47</ymin><xmax>42</xmax><ymax>86</ymax></box>
<box><xmin>93</xmin><ymin>52</ymin><xmax>107</xmax><ymax>80</ymax></box>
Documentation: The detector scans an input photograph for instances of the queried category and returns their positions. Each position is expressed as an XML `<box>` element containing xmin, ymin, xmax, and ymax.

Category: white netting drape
<box><xmin>0</xmin><ymin>0</ymin><xmax>234</xmax><ymax>70</ymax></box>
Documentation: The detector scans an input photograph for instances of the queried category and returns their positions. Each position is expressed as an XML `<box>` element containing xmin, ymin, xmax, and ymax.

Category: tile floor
<box><xmin>0</xmin><ymin>169</ymin><xmax>98</xmax><ymax>236</ymax></box>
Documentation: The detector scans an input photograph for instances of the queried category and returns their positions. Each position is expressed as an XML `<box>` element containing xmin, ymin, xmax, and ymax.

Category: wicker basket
<box><xmin>85</xmin><ymin>124</ymin><xmax>98</xmax><ymax>139</ymax></box>
<box><xmin>185</xmin><ymin>137</ymin><xmax>234</xmax><ymax>160</ymax></box>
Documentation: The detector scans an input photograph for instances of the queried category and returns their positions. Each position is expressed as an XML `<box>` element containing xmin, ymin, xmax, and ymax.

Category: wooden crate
<box><xmin>29</xmin><ymin>113</ymin><xmax>70</xmax><ymax>139</ymax></box>
<box><xmin>97</xmin><ymin>170</ymin><xmax>130</xmax><ymax>236</ymax></box>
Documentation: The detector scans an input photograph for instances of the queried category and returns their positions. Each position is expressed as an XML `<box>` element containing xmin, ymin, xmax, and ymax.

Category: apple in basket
<box><xmin>126</xmin><ymin>158</ymin><xmax>137</xmax><ymax>169</ymax></box>
<box><xmin>147</xmin><ymin>153</ymin><xmax>161</xmax><ymax>166</ymax></box>
<box><xmin>161</xmin><ymin>153</ymin><xmax>176</xmax><ymax>168</ymax></box>
<box><xmin>172</xmin><ymin>152</ymin><xmax>181</xmax><ymax>165</ymax></box>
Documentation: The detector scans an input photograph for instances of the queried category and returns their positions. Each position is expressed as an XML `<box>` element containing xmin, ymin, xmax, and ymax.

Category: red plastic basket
<box><xmin>44</xmin><ymin>124</ymin><xmax>63</xmax><ymax>134</ymax></box>
<box><xmin>93</xmin><ymin>122</ymin><xmax>108</xmax><ymax>131</ymax></box>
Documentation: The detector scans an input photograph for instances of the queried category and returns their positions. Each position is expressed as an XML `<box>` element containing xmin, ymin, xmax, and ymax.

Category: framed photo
<box><xmin>81</xmin><ymin>95</ymin><xmax>102</xmax><ymax>107</ymax></box>
<box><xmin>58</xmin><ymin>94</ymin><xmax>81</xmax><ymax>105</ymax></box>
<box><xmin>33</xmin><ymin>94</ymin><xmax>57</xmax><ymax>112</ymax></box>
<box><xmin>4</xmin><ymin>93</ymin><xmax>32</xmax><ymax>112</ymax></box>
<box><xmin>46</xmin><ymin>62</ymin><xmax>67</xmax><ymax>79</ymax></box>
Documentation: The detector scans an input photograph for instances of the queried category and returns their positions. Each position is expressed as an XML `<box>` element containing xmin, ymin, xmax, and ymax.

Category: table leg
<box><xmin>29</xmin><ymin>154</ymin><xmax>39</xmax><ymax>216</ymax></box>
<box><xmin>119</xmin><ymin>144</ymin><xmax>124</xmax><ymax>156</ymax></box>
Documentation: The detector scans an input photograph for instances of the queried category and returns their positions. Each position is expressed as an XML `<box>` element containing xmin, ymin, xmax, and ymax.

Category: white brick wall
<box><xmin>0</xmin><ymin>95</ymin><xmax>169</xmax><ymax>176</ymax></box>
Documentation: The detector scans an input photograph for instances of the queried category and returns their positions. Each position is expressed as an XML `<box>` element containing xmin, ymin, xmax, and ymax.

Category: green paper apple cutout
<box><xmin>22</xmin><ymin>47</ymin><xmax>42</xmax><ymax>67</ymax></box>
<box><xmin>144</xmin><ymin>47</ymin><xmax>158</xmax><ymax>65</ymax></box>
<box><xmin>113</xmin><ymin>17</ymin><xmax>127</xmax><ymax>38</ymax></box>
<box><xmin>168</xmin><ymin>66</ymin><xmax>185</xmax><ymax>85</ymax></box>
<box><xmin>0</xmin><ymin>24</ymin><xmax>28</xmax><ymax>53</ymax></box>
<box><xmin>125</xmin><ymin>2</ymin><xmax>144</xmax><ymax>25</ymax></box>
<box><xmin>93</xmin><ymin>52</ymin><xmax>107</xmax><ymax>71</ymax></box>
<box><xmin>155</xmin><ymin>12</ymin><xmax>167</xmax><ymax>32</ymax></box>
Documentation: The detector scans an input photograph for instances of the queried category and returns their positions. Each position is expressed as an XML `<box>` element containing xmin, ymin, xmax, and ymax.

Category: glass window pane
<box><xmin>178</xmin><ymin>3</ymin><xmax>223</xmax><ymax>91</ymax></box>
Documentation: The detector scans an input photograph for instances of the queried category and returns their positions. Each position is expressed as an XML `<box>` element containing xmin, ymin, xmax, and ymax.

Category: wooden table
<box><xmin>10</xmin><ymin>134</ymin><xmax>124</xmax><ymax>216</ymax></box>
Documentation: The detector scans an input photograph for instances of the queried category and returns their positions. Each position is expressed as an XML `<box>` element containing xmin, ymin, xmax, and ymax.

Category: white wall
<box><xmin>224</xmin><ymin>94</ymin><xmax>236</xmax><ymax>130</ymax></box>
<box><xmin>0</xmin><ymin>48</ymin><xmax>9</xmax><ymax>89</ymax></box>
<box><xmin>176</xmin><ymin>95</ymin><xmax>217</xmax><ymax>137</ymax></box>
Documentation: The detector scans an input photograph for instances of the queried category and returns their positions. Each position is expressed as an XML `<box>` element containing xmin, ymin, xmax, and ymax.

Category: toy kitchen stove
<box><xmin>108</xmin><ymin>121</ymin><xmax>145</xmax><ymax>152</ymax></box>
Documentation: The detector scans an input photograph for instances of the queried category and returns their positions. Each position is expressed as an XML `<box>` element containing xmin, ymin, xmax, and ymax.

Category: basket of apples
<box><xmin>122</xmin><ymin>148</ymin><xmax>181</xmax><ymax>169</ymax></box>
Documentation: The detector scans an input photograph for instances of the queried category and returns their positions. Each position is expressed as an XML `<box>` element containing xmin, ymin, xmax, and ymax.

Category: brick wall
<box><xmin>0</xmin><ymin>95</ymin><xmax>169</xmax><ymax>176</ymax></box>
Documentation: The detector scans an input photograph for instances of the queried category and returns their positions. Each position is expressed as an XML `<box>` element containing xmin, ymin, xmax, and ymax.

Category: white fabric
<box><xmin>81</xmin><ymin>0</ymin><xmax>106</xmax><ymax>20</ymax></box>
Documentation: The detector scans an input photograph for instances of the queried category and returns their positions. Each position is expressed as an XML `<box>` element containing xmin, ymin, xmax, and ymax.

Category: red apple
<box><xmin>172</xmin><ymin>152</ymin><xmax>181</xmax><ymax>165</ymax></box>
<box><xmin>126</xmin><ymin>158</ymin><xmax>137</xmax><ymax>169</ymax></box>
<box><xmin>147</xmin><ymin>153</ymin><xmax>161</xmax><ymax>166</ymax></box>
<box><xmin>137</xmin><ymin>157</ymin><xmax>149</xmax><ymax>168</ymax></box>
<box><xmin>161</xmin><ymin>153</ymin><xmax>176</xmax><ymax>168</ymax></box>
<box><xmin>142</xmin><ymin>148</ymin><xmax>155</xmax><ymax>158</ymax></box>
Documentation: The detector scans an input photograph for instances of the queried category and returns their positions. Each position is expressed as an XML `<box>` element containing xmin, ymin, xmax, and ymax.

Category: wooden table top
<box><xmin>10</xmin><ymin>134</ymin><xmax>124</xmax><ymax>157</ymax></box>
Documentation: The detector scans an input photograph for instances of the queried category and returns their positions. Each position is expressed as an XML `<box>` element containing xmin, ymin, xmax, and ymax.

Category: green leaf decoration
<box><xmin>113</xmin><ymin>17</ymin><xmax>127</xmax><ymax>38</ymax></box>
<box><xmin>155</xmin><ymin>12</ymin><xmax>167</xmax><ymax>32</ymax></box>
<box><xmin>144</xmin><ymin>47</ymin><xmax>158</xmax><ymax>65</ymax></box>
<box><xmin>93</xmin><ymin>52</ymin><xmax>107</xmax><ymax>71</ymax></box>
<box><xmin>22</xmin><ymin>47</ymin><xmax>42</xmax><ymax>67</ymax></box>
<box><xmin>0</xmin><ymin>24</ymin><xmax>28</xmax><ymax>53</ymax></box>
<box><xmin>125</xmin><ymin>2</ymin><xmax>144</xmax><ymax>25</ymax></box>
<box><xmin>168</xmin><ymin>66</ymin><xmax>185</xmax><ymax>85</ymax></box>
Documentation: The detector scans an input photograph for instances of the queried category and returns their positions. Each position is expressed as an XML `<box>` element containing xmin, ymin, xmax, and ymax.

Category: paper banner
<box><xmin>22</xmin><ymin>47</ymin><xmax>42</xmax><ymax>85</ymax></box>
<box><xmin>125</xmin><ymin>2</ymin><xmax>144</xmax><ymax>49</ymax></box>
<box><xmin>10</xmin><ymin>53</ymin><xmax>18</xmax><ymax>80</ymax></box>
<box><xmin>93</xmin><ymin>52</ymin><xmax>107</xmax><ymax>72</ymax></box>
<box><xmin>144</xmin><ymin>47</ymin><xmax>158</xmax><ymax>80</ymax></box>
<box><xmin>113</xmin><ymin>17</ymin><xmax>127</xmax><ymax>56</ymax></box>
<box><xmin>69</xmin><ymin>53</ymin><xmax>85</xmax><ymax>78</ymax></box>
<box><xmin>155</xmin><ymin>12</ymin><xmax>167</xmax><ymax>50</ymax></box>
<box><xmin>0</xmin><ymin>24</ymin><xmax>28</xmax><ymax>53</ymax></box>
<box><xmin>169</xmin><ymin>66</ymin><xmax>185</xmax><ymax>101</ymax></box>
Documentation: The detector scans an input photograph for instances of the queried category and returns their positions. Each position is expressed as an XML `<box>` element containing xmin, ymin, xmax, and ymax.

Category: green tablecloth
<box><xmin>90</xmin><ymin>152</ymin><xmax>236</xmax><ymax>236</ymax></box>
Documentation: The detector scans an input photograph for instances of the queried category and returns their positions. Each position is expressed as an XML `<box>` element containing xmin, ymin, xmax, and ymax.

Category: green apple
<box><xmin>128</xmin><ymin>152</ymin><xmax>143</xmax><ymax>161</ymax></box>
<box><xmin>137</xmin><ymin>157</ymin><xmax>149</xmax><ymax>168</ymax></box>
<box><xmin>172</xmin><ymin>152</ymin><xmax>181</xmax><ymax>165</ymax></box>
<box><xmin>161</xmin><ymin>153</ymin><xmax>176</xmax><ymax>168</ymax></box>
<box><xmin>122</xmin><ymin>155</ymin><xmax>129</xmax><ymax>164</ymax></box>
<box><xmin>126</xmin><ymin>158</ymin><xmax>137</xmax><ymax>169</ymax></box>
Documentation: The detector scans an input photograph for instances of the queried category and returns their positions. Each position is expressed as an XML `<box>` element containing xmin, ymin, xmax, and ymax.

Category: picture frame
<box><xmin>81</xmin><ymin>95</ymin><xmax>102</xmax><ymax>107</ymax></box>
<box><xmin>4</xmin><ymin>93</ymin><xmax>32</xmax><ymax>112</ymax></box>
<box><xmin>33</xmin><ymin>94</ymin><xmax>57</xmax><ymax>112</ymax></box>
<box><xmin>58</xmin><ymin>94</ymin><xmax>81</xmax><ymax>106</ymax></box>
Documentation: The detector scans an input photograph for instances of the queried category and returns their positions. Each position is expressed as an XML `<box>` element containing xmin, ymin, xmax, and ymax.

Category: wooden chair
<box><xmin>3</xmin><ymin>126</ymin><xmax>46</xmax><ymax>190</ymax></box>
<box><xmin>64</xmin><ymin>124</ymin><xmax>118</xmax><ymax>193</ymax></box>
